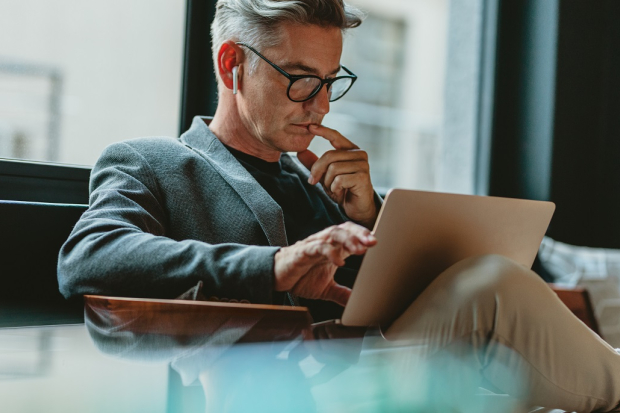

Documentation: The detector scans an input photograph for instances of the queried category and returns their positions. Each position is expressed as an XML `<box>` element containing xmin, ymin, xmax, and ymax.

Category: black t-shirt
<box><xmin>225</xmin><ymin>145</ymin><xmax>362</xmax><ymax>321</ymax></box>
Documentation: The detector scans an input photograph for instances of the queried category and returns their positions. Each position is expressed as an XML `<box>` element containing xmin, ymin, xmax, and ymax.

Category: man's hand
<box><xmin>297</xmin><ymin>124</ymin><xmax>378</xmax><ymax>229</ymax></box>
<box><xmin>274</xmin><ymin>222</ymin><xmax>377</xmax><ymax>307</ymax></box>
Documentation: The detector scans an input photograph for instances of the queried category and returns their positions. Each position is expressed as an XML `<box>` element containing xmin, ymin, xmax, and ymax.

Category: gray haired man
<box><xmin>59</xmin><ymin>0</ymin><xmax>620</xmax><ymax>411</ymax></box>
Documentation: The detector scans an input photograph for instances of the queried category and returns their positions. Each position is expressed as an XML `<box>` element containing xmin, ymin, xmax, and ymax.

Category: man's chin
<box><xmin>280</xmin><ymin>132</ymin><xmax>315</xmax><ymax>153</ymax></box>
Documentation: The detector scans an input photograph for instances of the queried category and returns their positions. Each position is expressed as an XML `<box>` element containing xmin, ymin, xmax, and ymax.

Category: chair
<box><xmin>550</xmin><ymin>284</ymin><xmax>602</xmax><ymax>335</ymax></box>
<box><xmin>0</xmin><ymin>200</ymin><xmax>87</xmax><ymax>327</ymax></box>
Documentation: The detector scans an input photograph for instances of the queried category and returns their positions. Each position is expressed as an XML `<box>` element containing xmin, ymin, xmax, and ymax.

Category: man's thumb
<box><xmin>325</xmin><ymin>283</ymin><xmax>352</xmax><ymax>307</ymax></box>
<box><xmin>297</xmin><ymin>149</ymin><xmax>319</xmax><ymax>171</ymax></box>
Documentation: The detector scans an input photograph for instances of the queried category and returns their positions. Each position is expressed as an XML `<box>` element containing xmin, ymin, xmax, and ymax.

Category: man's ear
<box><xmin>217</xmin><ymin>41</ymin><xmax>243</xmax><ymax>93</ymax></box>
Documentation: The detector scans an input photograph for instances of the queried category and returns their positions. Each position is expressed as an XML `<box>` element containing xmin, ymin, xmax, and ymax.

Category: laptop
<box><xmin>341</xmin><ymin>189</ymin><xmax>555</xmax><ymax>328</ymax></box>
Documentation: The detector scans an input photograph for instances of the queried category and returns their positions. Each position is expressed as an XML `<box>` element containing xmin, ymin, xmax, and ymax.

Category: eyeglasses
<box><xmin>236</xmin><ymin>42</ymin><xmax>357</xmax><ymax>103</ymax></box>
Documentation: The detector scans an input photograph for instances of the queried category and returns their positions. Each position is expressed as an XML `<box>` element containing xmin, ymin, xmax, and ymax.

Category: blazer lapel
<box><xmin>180</xmin><ymin>116</ymin><xmax>288</xmax><ymax>247</ymax></box>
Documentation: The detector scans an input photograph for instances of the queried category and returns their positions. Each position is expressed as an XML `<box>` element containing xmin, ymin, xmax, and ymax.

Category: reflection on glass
<box><xmin>0</xmin><ymin>328</ymin><xmax>53</xmax><ymax>380</ymax></box>
<box><xmin>85</xmin><ymin>297</ymin><xmax>528</xmax><ymax>413</ymax></box>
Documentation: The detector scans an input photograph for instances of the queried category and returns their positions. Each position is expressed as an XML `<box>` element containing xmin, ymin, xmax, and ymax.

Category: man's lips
<box><xmin>292</xmin><ymin>123</ymin><xmax>317</xmax><ymax>130</ymax></box>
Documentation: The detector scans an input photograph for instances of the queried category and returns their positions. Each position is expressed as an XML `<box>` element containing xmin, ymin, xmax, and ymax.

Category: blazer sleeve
<box><xmin>57</xmin><ymin>142</ymin><xmax>278</xmax><ymax>303</ymax></box>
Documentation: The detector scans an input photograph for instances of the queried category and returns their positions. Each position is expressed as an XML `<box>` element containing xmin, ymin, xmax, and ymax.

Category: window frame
<box><xmin>179</xmin><ymin>0</ymin><xmax>219</xmax><ymax>135</ymax></box>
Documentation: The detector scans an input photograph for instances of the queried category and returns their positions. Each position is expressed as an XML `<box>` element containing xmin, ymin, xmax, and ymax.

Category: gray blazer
<box><xmin>58</xmin><ymin>116</ymin><xmax>350</xmax><ymax>304</ymax></box>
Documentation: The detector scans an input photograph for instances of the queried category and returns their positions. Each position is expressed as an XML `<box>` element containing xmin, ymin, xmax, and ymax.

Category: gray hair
<box><xmin>211</xmin><ymin>0</ymin><xmax>364</xmax><ymax>75</ymax></box>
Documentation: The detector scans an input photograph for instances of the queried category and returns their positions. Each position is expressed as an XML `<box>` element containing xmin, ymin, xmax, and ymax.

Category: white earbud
<box><xmin>232</xmin><ymin>66</ymin><xmax>239</xmax><ymax>95</ymax></box>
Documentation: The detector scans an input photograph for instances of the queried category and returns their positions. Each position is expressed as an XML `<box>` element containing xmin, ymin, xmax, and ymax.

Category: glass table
<box><xmin>0</xmin><ymin>296</ymin><xmax>527</xmax><ymax>413</ymax></box>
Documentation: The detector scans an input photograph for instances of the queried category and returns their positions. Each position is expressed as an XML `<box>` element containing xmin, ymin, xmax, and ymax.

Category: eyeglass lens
<box><xmin>289</xmin><ymin>77</ymin><xmax>353</xmax><ymax>102</ymax></box>
<box><xmin>329</xmin><ymin>78</ymin><xmax>353</xmax><ymax>101</ymax></box>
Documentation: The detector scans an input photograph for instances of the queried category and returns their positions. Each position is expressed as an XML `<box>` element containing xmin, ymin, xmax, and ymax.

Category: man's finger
<box><xmin>336</xmin><ymin>222</ymin><xmax>377</xmax><ymax>245</ymax></box>
<box><xmin>308</xmin><ymin>149</ymin><xmax>368</xmax><ymax>185</ymax></box>
<box><xmin>330</xmin><ymin>174</ymin><xmax>360</xmax><ymax>197</ymax></box>
<box><xmin>327</xmin><ymin>227</ymin><xmax>371</xmax><ymax>255</ymax></box>
<box><xmin>323</xmin><ymin>160</ymin><xmax>369</xmax><ymax>189</ymax></box>
<box><xmin>307</xmin><ymin>223</ymin><xmax>377</xmax><ymax>249</ymax></box>
<box><xmin>323</xmin><ymin>224</ymin><xmax>377</xmax><ymax>253</ymax></box>
<box><xmin>297</xmin><ymin>149</ymin><xmax>319</xmax><ymax>171</ymax></box>
<box><xmin>304</xmin><ymin>228</ymin><xmax>374</xmax><ymax>263</ymax></box>
<box><xmin>328</xmin><ymin>186</ymin><xmax>345</xmax><ymax>205</ymax></box>
<box><xmin>321</xmin><ymin>242</ymin><xmax>348</xmax><ymax>266</ymax></box>
<box><xmin>309</xmin><ymin>124</ymin><xmax>359</xmax><ymax>150</ymax></box>
<box><xmin>303</xmin><ymin>239</ymin><xmax>347</xmax><ymax>266</ymax></box>
<box><xmin>323</xmin><ymin>283</ymin><xmax>352</xmax><ymax>307</ymax></box>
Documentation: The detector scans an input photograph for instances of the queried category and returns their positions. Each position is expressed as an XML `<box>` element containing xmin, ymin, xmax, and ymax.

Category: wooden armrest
<box><xmin>84</xmin><ymin>295</ymin><xmax>313</xmax><ymax>343</ymax></box>
<box><xmin>549</xmin><ymin>285</ymin><xmax>602</xmax><ymax>336</ymax></box>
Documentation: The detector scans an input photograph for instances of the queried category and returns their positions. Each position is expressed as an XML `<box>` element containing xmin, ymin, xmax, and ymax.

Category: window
<box><xmin>1</xmin><ymin>0</ymin><xmax>486</xmax><ymax>195</ymax></box>
<box><xmin>310</xmin><ymin>0</ymin><xmax>484</xmax><ymax>194</ymax></box>
<box><xmin>0</xmin><ymin>0</ymin><xmax>186</xmax><ymax>166</ymax></box>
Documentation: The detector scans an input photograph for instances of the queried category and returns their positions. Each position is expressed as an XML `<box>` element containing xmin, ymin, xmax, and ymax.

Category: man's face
<box><xmin>237</xmin><ymin>23</ymin><xmax>343</xmax><ymax>154</ymax></box>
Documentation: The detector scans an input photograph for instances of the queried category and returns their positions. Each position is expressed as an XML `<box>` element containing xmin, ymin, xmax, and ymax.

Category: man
<box><xmin>58</xmin><ymin>0</ymin><xmax>620</xmax><ymax>411</ymax></box>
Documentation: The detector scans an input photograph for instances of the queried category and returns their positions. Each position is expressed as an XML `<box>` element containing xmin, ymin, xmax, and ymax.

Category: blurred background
<box><xmin>0</xmin><ymin>0</ymin><xmax>186</xmax><ymax>167</ymax></box>
<box><xmin>0</xmin><ymin>0</ymin><xmax>460</xmax><ymax>191</ymax></box>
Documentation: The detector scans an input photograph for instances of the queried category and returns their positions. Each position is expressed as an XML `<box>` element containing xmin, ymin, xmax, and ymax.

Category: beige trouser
<box><xmin>384</xmin><ymin>254</ymin><xmax>620</xmax><ymax>412</ymax></box>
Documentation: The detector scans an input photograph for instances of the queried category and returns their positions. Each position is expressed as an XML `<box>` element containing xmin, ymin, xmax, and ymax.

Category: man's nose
<box><xmin>303</xmin><ymin>85</ymin><xmax>330</xmax><ymax>115</ymax></box>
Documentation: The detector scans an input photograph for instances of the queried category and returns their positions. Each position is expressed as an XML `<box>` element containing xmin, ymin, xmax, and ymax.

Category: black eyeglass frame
<box><xmin>236</xmin><ymin>42</ymin><xmax>357</xmax><ymax>103</ymax></box>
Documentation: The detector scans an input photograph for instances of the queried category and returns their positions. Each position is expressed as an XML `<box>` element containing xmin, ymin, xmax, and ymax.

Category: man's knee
<box><xmin>387</xmin><ymin>255</ymin><xmax>549</xmax><ymax>341</ymax></box>
<box><xmin>440</xmin><ymin>254</ymin><xmax>546</xmax><ymax>303</ymax></box>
